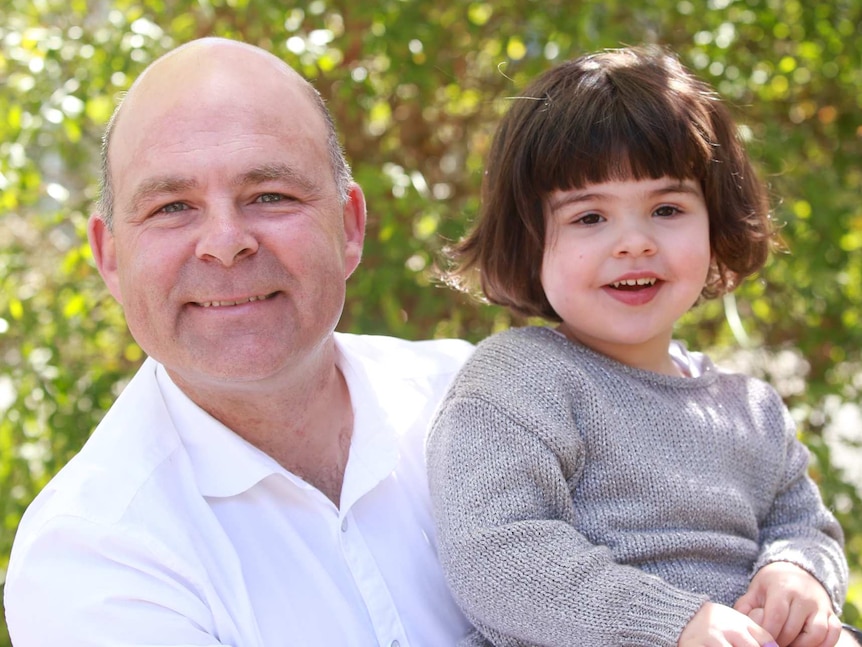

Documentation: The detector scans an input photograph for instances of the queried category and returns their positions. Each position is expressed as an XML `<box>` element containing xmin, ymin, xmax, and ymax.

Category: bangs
<box><xmin>519</xmin><ymin>57</ymin><xmax>717</xmax><ymax>195</ymax></box>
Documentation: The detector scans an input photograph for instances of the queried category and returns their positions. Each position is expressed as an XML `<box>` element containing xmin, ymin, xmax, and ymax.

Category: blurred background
<box><xmin>1</xmin><ymin>0</ymin><xmax>860</xmax><ymax>643</ymax></box>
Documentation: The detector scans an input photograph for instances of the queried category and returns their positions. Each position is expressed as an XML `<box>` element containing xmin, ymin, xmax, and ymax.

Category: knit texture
<box><xmin>427</xmin><ymin>326</ymin><xmax>847</xmax><ymax>647</ymax></box>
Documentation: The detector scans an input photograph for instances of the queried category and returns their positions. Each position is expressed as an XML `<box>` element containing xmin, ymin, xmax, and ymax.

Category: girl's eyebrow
<box><xmin>649</xmin><ymin>180</ymin><xmax>701</xmax><ymax>198</ymax></box>
<box><xmin>548</xmin><ymin>190</ymin><xmax>606</xmax><ymax>211</ymax></box>
<box><xmin>548</xmin><ymin>180</ymin><xmax>701</xmax><ymax>211</ymax></box>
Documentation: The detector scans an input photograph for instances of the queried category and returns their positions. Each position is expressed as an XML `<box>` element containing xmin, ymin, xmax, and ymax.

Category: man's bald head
<box><xmin>97</xmin><ymin>38</ymin><xmax>350</xmax><ymax>229</ymax></box>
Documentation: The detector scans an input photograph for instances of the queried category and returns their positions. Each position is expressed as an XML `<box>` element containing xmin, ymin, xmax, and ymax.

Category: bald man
<box><xmin>5</xmin><ymin>38</ymin><xmax>474</xmax><ymax>646</ymax></box>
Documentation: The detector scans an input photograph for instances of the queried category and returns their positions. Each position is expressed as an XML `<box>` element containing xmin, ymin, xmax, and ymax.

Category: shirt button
<box><xmin>389</xmin><ymin>641</ymin><xmax>400</xmax><ymax>647</ymax></box>
<box><xmin>341</xmin><ymin>517</ymin><xmax>348</xmax><ymax>532</ymax></box>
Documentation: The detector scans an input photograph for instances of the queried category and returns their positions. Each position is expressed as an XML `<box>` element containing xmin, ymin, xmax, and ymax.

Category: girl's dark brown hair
<box><xmin>446</xmin><ymin>46</ymin><xmax>774</xmax><ymax>321</ymax></box>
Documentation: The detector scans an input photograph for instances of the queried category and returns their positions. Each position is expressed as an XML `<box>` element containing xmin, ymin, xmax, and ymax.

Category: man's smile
<box><xmin>195</xmin><ymin>292</ymin><xmax>277</xmax><ymax>307</ymax></box>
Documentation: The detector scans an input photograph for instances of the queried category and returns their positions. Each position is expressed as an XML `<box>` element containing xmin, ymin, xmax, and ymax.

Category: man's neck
<box><xmin>167</xmin><ymin>342</ymin><xmax>354</xmax><ymax>506</ymax></box>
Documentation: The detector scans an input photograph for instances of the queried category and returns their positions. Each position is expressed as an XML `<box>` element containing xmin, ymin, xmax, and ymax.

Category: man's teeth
<box><xmin>199</xmin><ymin>295</ymin><xmax>270</xmax><ymax>307</ymax></box>
<box><xmin>610</xmin><ymin>278</ymin><xmax>657</xmax><ymax>288</ymax></box>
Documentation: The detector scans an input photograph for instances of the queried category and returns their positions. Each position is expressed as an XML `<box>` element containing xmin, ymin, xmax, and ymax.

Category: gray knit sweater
<box><xmin>427</xmin><ymin>326</ymin><xmax>847</xmax><ymax>647</ymax></box>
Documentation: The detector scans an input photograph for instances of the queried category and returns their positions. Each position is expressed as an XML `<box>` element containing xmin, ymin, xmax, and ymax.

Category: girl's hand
<box><xmin>734</xmin><ymin>562</ymin><xmax>843</xmax><ymax>647</ymax></box>
<box><xmin>678</xmin><ymin>601</ymin><xmax>778</xmax><ymax>647</ymax></box>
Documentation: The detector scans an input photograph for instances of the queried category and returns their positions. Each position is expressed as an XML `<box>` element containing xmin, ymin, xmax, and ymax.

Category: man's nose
<box><xmin>195</xmin><ymin>205</ymin><xmax>259</xmax><ymax>266</ymax></box>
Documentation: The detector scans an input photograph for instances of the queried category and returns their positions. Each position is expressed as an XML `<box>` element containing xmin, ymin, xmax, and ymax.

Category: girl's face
<box><xmin>540</xmin><ymin>176</ymin><xmax>711</xmax><ymax>375</ymax></box>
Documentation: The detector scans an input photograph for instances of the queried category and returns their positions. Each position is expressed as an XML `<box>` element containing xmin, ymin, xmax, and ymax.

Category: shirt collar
<box><xmin>155</xmin><ymin>363</ymin><xmax>293</xmax><ymax>497</ymax></box>
<box><xmin>154</xmin><ymin>334</ymin><xmax>420</xmax><ymax>509</ymax></box>
<box><xmin>336</xmin><ymin>336</ymin><xmax>399</xmax><ymax>512</ymax></box>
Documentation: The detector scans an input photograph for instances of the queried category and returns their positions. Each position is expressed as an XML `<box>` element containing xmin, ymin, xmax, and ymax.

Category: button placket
<box><xmin>336</xmin><ymin>509</ymin><xmax>408</xmax><ymax>647</ymax></box>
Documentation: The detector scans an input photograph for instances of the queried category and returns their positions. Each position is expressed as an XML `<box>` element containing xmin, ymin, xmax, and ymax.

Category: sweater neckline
<box><xmin>530</xmin><ymin>326</ymin><xmax>718</xmax><ymax>388</ymax></box>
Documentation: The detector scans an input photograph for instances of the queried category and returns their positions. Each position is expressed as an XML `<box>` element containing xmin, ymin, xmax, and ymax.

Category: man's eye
<box><xmin>158</xmin><ymin>202</ymin><xmax>188</xmax><ymax>214</ymax></box>
<box><xmin>257</xmin><ymin>193</ymin><xmax>285</xmax><ymax>203</ymax></box>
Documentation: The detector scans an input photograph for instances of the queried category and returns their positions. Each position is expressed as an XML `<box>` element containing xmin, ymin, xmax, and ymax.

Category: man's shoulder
<box><xmin>8</xmin><ymin>357</ymin><xmax>202</xmax><ymax>612</ymax></box>
<box><xmin>15</xmin><ymin>358</ymin><xmax>187</xmax><ymax>532</ymax></box>
<box><xmin>335</xmin><ymin>332</ymin><xmax>474</xmax><ymax>376</ymax></box>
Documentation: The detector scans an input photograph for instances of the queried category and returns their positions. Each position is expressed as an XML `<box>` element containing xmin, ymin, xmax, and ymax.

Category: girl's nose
<box><xmin>612</xmin><ymin>222</ymin><xmax>657</xmax><ymax>258</ymax></box>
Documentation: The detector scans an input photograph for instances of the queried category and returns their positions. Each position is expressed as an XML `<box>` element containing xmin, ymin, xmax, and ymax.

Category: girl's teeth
<box><xmin>611</xmin><ymin>278</ymin><xmax>656</xmax><ymax>288</ymax></box>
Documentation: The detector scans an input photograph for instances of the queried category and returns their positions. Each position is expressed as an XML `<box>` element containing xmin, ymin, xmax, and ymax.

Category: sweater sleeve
<box><xmin>427</xmin><ymin>394</ymin><xmax>707</xmax><ymax>647</ymax></box>
<box><xmin>752</xmin><ymin>396</ymin><xmax>848</xmax><ymax>612</ymax></box>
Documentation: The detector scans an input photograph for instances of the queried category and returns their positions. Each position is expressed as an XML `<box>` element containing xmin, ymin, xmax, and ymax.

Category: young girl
<box><xmin>427</xmin><ymin>46</ymin><xmax>851</xmax><ymax>647</ymax></box>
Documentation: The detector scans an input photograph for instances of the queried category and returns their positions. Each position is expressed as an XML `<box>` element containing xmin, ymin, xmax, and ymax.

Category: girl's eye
<box><xmin>654</xmin><ymin>205</ymin><xmax>680</xmax><ymax>218</ymax></box>
<box><xmin>575</xmin><ymin>212</ymin><xmax>604</xmax><ymax>225</ymax></box>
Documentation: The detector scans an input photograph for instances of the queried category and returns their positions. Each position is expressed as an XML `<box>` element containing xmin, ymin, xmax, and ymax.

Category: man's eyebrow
<box><xmin>126</xmin><ymin>164</ymin><xmax>323</xmax><ymax>213</ymax></box>
<box><xmin>235</xmin><ymin>163</ymin><xmax>320</xmax><ymax>194</ymax></box>
<box><xmin>129</xmin><ymin>176</ymin><xmax>198</xmax><ymax>213</ymax></box>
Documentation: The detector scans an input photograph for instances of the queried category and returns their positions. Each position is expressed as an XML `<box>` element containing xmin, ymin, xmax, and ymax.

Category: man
<box><xmin>5</xmin><ymin>37</ymin><xmax>474</xmax><ymax>646</ymax></box>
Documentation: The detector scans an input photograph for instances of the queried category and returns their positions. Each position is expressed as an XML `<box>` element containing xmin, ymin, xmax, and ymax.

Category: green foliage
<box><xmin>1</xmin><ymin>1</ymin><xmax>860</xmax><ymax>643</ymax></box>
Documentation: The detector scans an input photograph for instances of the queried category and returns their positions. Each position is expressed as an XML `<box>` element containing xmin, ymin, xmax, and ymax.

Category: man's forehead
<box><xmin>113</xmin><ymin>39</ymin><xmax>314</xmax><ymax>140</ymax></box>
<box><xmin>134</xmin><ymin>38</ymin><xmax>304</xmax><ymax>92</ymax></box>
<box><xmin>110</xmin><ymin>50</ymin><xmax>322</xmax><ymax>158</ymax></box>
<box><xmin>103</xmin><ymin>38</ymin><xmax>334</xmax><ymax>215</ymax></box>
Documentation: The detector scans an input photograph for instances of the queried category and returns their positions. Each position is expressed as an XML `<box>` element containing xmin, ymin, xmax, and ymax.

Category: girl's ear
<box><xmin>703</xmin><ymin>253</ymin><xmax>723</xmax><ymax>297</ymax></box>
<box><xmin>88</xmin><ymin>214</ymin><xmax>124</xmax><ymax>304</ymax></box>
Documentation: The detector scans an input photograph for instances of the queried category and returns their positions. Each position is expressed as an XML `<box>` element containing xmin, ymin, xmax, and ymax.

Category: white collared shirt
<box><xmin>5</xmin><ymin>333</ymin><xmax>475</xmax><ymax>646</ymax></box>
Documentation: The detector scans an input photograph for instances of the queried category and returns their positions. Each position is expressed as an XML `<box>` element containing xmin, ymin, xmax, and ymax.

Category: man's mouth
<box><xmin>196</xmin><ymin>293</ymin><xmax>275</xmax><ymax>307</ymax></box>
<box><xmin>609</xmin><ymin>278</ymin><xmax>657</xmax><ymax>290</ymax></box>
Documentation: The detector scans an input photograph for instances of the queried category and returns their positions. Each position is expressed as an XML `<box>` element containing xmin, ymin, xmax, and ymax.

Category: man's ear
<box><xmin>88</xmin><ymin>214</ymin><xmax>123</xmax><ymax>304</ymax></box>
<box><xmin>342</xmin><ymin>183</ymin><xmax>367</xmax><ymax>279</ymax></box>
